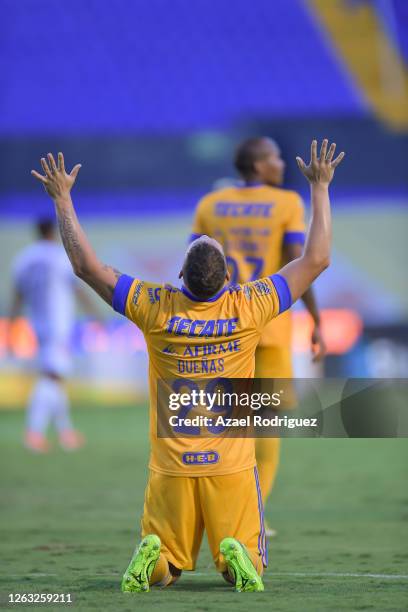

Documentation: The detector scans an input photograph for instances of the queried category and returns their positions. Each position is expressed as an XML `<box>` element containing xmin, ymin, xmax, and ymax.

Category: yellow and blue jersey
<box><xmin>191</xmin><ymin>183</ymin><xmax>306</xmax><ymax>348</ymax></box>
<box><xmin>112</xmin><ymin>273</ymin><xmax>291</xmax><ymax>476</ymax></box>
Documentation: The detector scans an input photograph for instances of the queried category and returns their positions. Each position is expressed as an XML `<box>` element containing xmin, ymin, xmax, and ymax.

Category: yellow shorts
<box><xmin>141</xmin><ymin>467</ymin><xmax>267</xmax><ymax>572</ymax></box>
<box><xmin>255</xmin><ymin>345</ymin><xmax>297</xmax><ymax>408</ymax></box>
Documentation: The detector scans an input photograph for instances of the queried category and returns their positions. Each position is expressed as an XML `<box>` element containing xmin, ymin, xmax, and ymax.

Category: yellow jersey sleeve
<box><xmin>243</xmin><ymin>274</ymin><xmax>292</xmax><ymax>331</ymax></box>
<box><xmin>112</xmin><ymin>274</ymin><xmax>162</xmax><ymax>332</ymax></box>
<box><xmin>190</xmin><ymin>194</ymin><xmax>214</xmax><ymax>241</ymax></box>
<box><xmin>283</xmin><ymin>193</ymin><xmax>306</xmax><ymax>246</ymax></box>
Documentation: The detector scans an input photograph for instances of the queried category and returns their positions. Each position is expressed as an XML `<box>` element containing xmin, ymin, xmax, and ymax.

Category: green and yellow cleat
<box><xmin>220</xmin><ymin>537</ymin><xmax>264</xmax><ymax>593</ymax></box>
<box><xmin>121</xmin><ymin>534</ymin><xmax>161</xmax><ymax>593</ymax></box>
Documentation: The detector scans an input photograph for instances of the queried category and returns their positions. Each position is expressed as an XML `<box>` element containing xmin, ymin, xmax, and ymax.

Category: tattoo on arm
<box><xmin>102</xmin><ymin>264</ymin><xmax>122</xmax><ymax>294</ymax></box>
<box><xmin>57</xmin><ymin>210</ymin><xmax>122</xmax><ymax>304</ymax></box>
<box><xmin>57</xmin><ymin>209</ymin><xmax>86</xmax><ymax>273</ymax></box>
<box><xmin>55</xmin><ymin>205</ymin><xmax>123</xmax><ymax>305</ymax></box>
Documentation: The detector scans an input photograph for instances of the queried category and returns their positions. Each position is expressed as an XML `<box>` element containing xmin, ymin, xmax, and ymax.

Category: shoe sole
<box><xmin>220</xmin><ymin>537</ymin><xmax>264</xmax><ymax>592</ymax></box>
<box><xmin>122</xmin><ymin>534</ymin><xmax>161</xmax><ymax>593</ymax></box>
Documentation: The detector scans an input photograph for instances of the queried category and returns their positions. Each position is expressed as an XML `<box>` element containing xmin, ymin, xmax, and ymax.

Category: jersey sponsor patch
<box><xmin>166</xmin><ymin>316</ymin><xmax>239</xmax><ymax>337</ymax></box>
<box><xmin>148</xmin><ymin>287</ymin><xmax>161</xmax><ymax>304</ymax></box>
<box><xmin>243</xmin><ymin>284</ymin><xmax>252</xmax><ymax>299</ymax></box>
<box><xmin>163</xmin><ymin>343</ymin><xmax>178</xmax><ymax>355</ymax></box>
<box><xmin>132</xmin><ymin>281</ymin><xmax>144</xmax><ymax>306</ymax></box>
<box><xmin>182</xmin><ymin>451</ymin><xmax>219</xmax><ymax>465</ymax></box>
<box><xmin>253</xmin><ymin>280</ymin><xmax>272</xmax><ymax>296</ymax></box>
<box><xmin>215</xmin><ymin>202</ymin><xmax>274</xmax><ymax>218</ymax></box>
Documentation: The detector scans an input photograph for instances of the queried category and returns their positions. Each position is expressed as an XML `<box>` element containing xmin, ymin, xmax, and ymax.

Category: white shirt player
<box><xmin>13</xmin><ymin>240</ymin><xmax>76</xmax><ymax>375</ymax></box>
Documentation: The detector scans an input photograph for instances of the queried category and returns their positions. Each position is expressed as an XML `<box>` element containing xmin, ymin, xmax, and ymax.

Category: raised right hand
<box><xmin>296</xmin><ymin>139</ymin><xmax>345</xmax><ymax>185</ymax></box>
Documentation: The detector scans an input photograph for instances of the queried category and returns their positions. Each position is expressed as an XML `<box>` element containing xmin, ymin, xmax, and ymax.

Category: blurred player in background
<box><xmin>30</xmin><ymin>140</ymin><xmax>343</xmax><ymax>593</ymax></box>
<box><xmin>191</xmin><ymin>137</ymin><xmax>326</xmax><ymax>528</ymax></box>
<box><xmin>9</xmin><ymin>218</ymin><xmax>92</xmax><ymax>453</ymax></box>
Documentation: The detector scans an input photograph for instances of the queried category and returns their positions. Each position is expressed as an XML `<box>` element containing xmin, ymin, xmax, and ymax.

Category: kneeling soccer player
<box><xmin>31</xmin><ymin>140</ymin><xmax>344</xmax><ymax>592</ymax></box>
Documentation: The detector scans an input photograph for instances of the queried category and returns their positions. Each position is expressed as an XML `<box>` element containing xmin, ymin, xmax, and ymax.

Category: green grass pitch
<box><xmin>0</xmin><ymin>405</ymin><xmax>407</xmax><ymax>611</ymax></box>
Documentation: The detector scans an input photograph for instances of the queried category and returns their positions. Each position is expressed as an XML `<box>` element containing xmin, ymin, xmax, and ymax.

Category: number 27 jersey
<box><xmin>191</xmin><ymin>184</ymin><xmax>306</xmax><ymax>348</ymax></box>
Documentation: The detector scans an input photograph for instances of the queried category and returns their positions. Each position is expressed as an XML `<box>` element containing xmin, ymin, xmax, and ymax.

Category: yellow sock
<box><xmin>256</xmin><ymin>437</ymin><xmax>281</xmax><ymax>506</ymax></box>
<box><xmin>150</xmin><ymin>553</ymin><xmax>172</xmax><ymax>587</ymax></box>
<box><xmin>249</xmin><ymin>552</ymin><xmax>264</xmax><ymax>577</ymax></box>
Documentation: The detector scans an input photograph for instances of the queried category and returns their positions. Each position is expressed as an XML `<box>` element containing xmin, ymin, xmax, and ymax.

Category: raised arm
<box><xmin>31</xmin><ymin>153</ymin><xmax>122</xmax><ymax>305</ymax></box>
<box><xmin>277</xmin><ymin>139</ymin><xmax>344</xmax><ymax>303</ymax></box>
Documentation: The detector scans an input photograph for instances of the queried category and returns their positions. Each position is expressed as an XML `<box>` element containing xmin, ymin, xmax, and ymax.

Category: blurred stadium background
<box><xmin>1</xmin><ymin>0</ymin><xmax>408</xmax><ymax>408</ymax></box>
